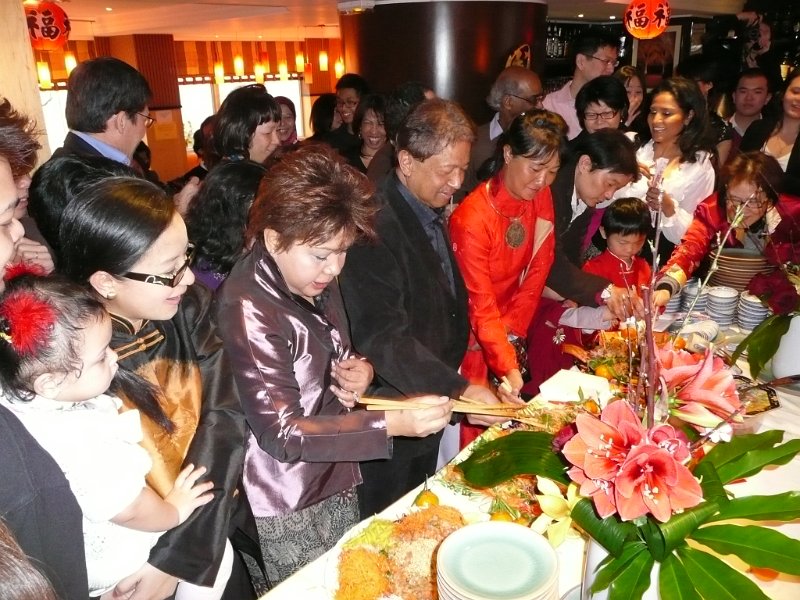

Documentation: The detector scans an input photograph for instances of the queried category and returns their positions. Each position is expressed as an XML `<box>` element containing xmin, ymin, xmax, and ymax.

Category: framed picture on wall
<box><xmin>632</xmin><ymin>25</ymin><xmax>682</xmax><ymax>89</ymax></box>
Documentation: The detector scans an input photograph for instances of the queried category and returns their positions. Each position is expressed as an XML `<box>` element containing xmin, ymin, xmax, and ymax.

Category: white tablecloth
<box><xmin>261</xmin><ymin>389</ymin><xmax>800</xmax><ymax>599</ymax></box>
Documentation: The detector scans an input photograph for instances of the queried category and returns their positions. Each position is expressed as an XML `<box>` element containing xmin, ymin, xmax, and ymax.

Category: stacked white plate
<box><xmin>665</xmin><ymin>291</ymin><xmax>682</xmax><ymax>314</ymax></box>
<box><xmin>709</xmin><ymin>248</ymin><xmax>774</xmax><ymax>291</ymax></box>
<box><xmin>706</xmin><ymin>286</ymin><xmax>739</xmax><ymax>327</ymax></box>
<box><xmin>437</xmin><ymin>522</ymin><xmax>559</xmax><ymax>600</ymax></box>
<box><xmin>737</xmin><ymin>292</ymin><xmax>770</xmax><ymax>331</ymax></box>
<box><xmin>680</xmin><ymin>281</ymin><xmax>708</xmax><ymax>313</ymax></box>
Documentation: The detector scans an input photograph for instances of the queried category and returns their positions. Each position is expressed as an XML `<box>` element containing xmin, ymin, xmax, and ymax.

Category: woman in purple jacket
<box><xmin>215</xmin><ymin>146</ymin><xmax>452</xmax><ymax>585</ymax></box>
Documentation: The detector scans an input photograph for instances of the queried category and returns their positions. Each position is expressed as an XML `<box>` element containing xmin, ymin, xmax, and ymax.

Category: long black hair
<box><xmin>58</xmin><ymin>177</ymin><xmax>174</xmax><ymax>282</ymax></box>
<box><xmin>57</xmin><ymin>177</ymin><xmax>177</xmax><ymax>431</ymax></box>
<box><xmin>649</xmin><ymin>77</ymin><xmax>714</xmax><ymax>163</ymax></box>
<box><xmin>186</xmin><ymin>160</ymin><xmax>267</xmax><ymax>275</ymax></box>
<box><xmin>28</xmin><ymin>155</ymin><xmax>136</xmax><ymax>257</ymax></box>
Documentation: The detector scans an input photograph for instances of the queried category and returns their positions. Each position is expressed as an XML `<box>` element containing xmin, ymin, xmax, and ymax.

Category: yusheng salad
<box><xmin>335</xmin><ymin>505</ymin><xmax>465</xmax><ymax>600</ymax></box>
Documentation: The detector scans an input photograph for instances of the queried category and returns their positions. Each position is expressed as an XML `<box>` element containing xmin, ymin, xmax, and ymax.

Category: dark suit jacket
<box><xmin>0</xmin><ymin>405</ymin><xmax>89</xmax><ymax>600</ymax></box>
<box><xmin>339</xmin><ymin>174</ymin><xmax>469</xmax><ymax>457</ymax></box>
<box><xmin>739</xmin><ymin>118</ymin><xmax>800</xmax><ymax>197</ymax></box>
<box><xmin>545</xmin><ymin>159</ymin><xmax>610</xmax><ymax>306</ymax></box>
<box><xmin>50</xmin><ymin>131</ymin><xmax>106</xmax><ymax>161</ymax></box>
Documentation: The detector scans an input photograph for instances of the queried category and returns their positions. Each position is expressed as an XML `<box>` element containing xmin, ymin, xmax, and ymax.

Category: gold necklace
<box><xmin>484</xmin><ymin>182</ymin><xmax>531</xmax><ymax>249</ymax></box>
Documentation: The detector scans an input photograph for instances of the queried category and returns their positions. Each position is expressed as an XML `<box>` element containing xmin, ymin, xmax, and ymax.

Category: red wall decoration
<box><xmin>624</xmin><ymin>0</ymin><xmax>671</xmax><ymax>40</ymax></box>
<box><xmin>25</xmin><ymin>1</ymin><xmax>71</xmax><ymax>51</ymax></box>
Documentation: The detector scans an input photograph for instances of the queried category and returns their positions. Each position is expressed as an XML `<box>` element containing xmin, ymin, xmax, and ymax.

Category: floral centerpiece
<box><xmin>457</xmin><ymin>399</ymin><xmax>800</xmax><ymax>599</ymax></box>
<box><xmin>456</xmin><ymin>348</ymin><xmax>800</xmax><ymax>600</ymax></box>
<box><xmin>733</xmin><ymin>263</ymin><xmax>800</xmax><ymax>378</ymax></box>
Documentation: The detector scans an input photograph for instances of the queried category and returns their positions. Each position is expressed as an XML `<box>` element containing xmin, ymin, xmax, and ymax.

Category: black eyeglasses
<box><xmin>584</xmin><ymin>110</ymin><xmax>619</xmax><ymax>122</ymax></box>
<box><xmin>582</xmin><ymin>54</ymin><xmax>620</xmax><ymax>69</ymax></box>
<box><xmin>727</xmin><ymin>190</ymin><xmax>768</xmax><ymax>209</ymax></box>
<box><xmin>509</xmin><ymin>93</ymin><xmax>545</xmax><ymax>108</ymax></box>
<box><xmin>122</xmin><ymin>244</ymin><xmax>195</xmax><ymax>287</ymax></box>
<box><xmin>137</xmin><ymin>112</ymin><xmax>156</xmax><ymax>128</ymax></box>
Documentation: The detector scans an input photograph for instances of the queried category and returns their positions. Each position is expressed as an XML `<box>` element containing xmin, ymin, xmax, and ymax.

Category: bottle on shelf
<box><xmin>782</xmin><ymin>52</ymin><xmax>793</xmax><ymax>80</ymax></box>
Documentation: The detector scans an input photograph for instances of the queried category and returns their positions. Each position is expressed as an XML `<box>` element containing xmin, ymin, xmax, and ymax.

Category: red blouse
<box><xmin>449</xmin><ymin>178</ymin><xmax>555</xmax><ymax>379</ymax></box>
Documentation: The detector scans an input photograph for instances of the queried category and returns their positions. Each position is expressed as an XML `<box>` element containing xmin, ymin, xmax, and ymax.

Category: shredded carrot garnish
<box><xmin>393</xmin><ymin>505</ymin><xmax>464</xmax><ymax>540</ymax></box>
<box><xmin>335</xmin><ymin>547</ymin><xmax>391</xmax><ymax>600</ymax></box>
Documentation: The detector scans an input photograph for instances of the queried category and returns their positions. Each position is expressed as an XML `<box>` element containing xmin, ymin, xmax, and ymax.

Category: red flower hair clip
<box><xmin>2</xmin><ymin>262</ymin><xmax>48</xmax><ymax>282</ymax></box>
<box><xmin>0</xmin><ymin>290</ymin><xmax>57</xmax><ymax>356</ymax></box>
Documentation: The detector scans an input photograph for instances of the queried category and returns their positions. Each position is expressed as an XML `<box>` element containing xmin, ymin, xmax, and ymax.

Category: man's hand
<box><xmin>605</xmin><ymin>285</ymin><xmax>645</xmax><ymax>321</ymax></box>
<box><xmin>13</xmin><ymin>238</ymin><xmax>54</xmax><ymax>274</ymax></box>
<box><xmin>462</xmin><ymin>384</ymin><xmax>510</xmax><ymax>427</ymax></box>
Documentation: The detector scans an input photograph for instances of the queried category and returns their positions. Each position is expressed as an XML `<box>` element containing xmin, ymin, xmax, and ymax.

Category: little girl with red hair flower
<box><xmin>0</xmin><ymin>274</ymin><xmax>230</xmax><ymax>599</ymax></box>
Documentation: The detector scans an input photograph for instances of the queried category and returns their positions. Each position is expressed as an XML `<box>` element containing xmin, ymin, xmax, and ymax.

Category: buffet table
<box><xmin>261</xmin><ymin>387</ymin><xmax>800</xmax><ymax>600</ymax></box>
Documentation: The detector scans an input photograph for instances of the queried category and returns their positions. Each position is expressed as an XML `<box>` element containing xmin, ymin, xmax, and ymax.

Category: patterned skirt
<box><xmin>255</xmin><ymin>487</ymin><xmax>359</xmax><ymax>587</ymax></box>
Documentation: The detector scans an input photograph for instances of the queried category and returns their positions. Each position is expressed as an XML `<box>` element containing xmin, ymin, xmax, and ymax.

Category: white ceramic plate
<box><xmin>438</xmin><ymin>522</ymin><xmax>558</xmax><ymax>600</ymax></box>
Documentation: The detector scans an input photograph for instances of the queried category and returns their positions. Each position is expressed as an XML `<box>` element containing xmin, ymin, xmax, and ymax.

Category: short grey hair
<box><xmin>395</xmin><ymin>99</ymin><xmax>475</xmax><ymax>162</ymax></box>
<box><xmin>486</xmin><ymin>68</ymin><xmax>533</xmax><ymax>111</ymax></box>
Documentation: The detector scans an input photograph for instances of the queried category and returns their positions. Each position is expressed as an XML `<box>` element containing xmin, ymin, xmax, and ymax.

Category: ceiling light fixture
<box><xmin>64</xmin><ymin>51</ymin><xmax>77</xmax><ymax>75</ymax></box>
<box><xmin>234</xmin><ymin>54</ymin><xmax>245</xmax><ymax>77</ymax></box>
<box><xmin>37</xmin><ymin>61</ymin><xmax>53</xmax><ymax>89</ymax></box>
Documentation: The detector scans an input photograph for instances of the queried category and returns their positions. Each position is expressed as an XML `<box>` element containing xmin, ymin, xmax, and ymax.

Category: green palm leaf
<box><xmin>690</xmin><ymin>524</ymin><xmax>800</xmax><ymax>574</ymax></box>
<box><xmin>700</xmin><ymin>430</ymin><xmax>782</xmax><ymax>477</ymax></box>
<box><xmin>456</xmin><ymin>430</ymin><xmax>569</xmax><ymax>487</ymax></box>
<box><xmin>676</xmin><ymin>546</ymin><xmax>770</xmax><ymax>600</ymax></box>
<box><xmin>658</xmin><ymin>552</ymin><xmax>701</xmax><ymax>600</ymax></box>
<box><xmin>715</xmin><ymin>439</ymin><xmax>800</xmax><ymax>482</ymax></box>
<box><xmin>731</xmin><ymin>313</ymin><xmax>792</xmax><ymax>378</ymax></box>
<box><xmin>571</xmin><ymin>498</ymin><xmax>635</xmax><ymax>557</ymax></box>
<box><xmin>708</xmin><ymin>491</ymin><xmax>800</xmax><ymax>523</ymax></box>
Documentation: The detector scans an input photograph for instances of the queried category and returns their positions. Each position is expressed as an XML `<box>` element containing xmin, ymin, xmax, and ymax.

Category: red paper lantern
<box><xmin>25</xmin><ymin>1</ymin><xmax>71</xmax><ymax>52</ymax></box>
<box><xmin>624</xmin><ymin>0</ymin><xmax>671</xmax><ymax>40</ymax></box>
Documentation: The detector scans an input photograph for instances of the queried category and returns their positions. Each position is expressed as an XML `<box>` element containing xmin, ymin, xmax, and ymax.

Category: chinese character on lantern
<box><xmin>624</xmin><ymin>0</ymin><xmax>670</xmax><ymax>40</ymax></box>
<box><xmin>25</xmin><ymin>1</ymin><xmax>71</xmax><ymax>52</ymax></box>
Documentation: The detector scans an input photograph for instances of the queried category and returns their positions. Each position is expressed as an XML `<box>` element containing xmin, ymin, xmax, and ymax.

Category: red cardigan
<box><xmin>658</xmin><ymin>192</ymin><xmax>800</xmax><ymax>293</ymax></box>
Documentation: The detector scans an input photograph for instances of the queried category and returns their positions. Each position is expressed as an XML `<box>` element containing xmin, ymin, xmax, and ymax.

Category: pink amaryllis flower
<box><xmin>658</xmin><ymin>346</ymin><xmax>704</xmax><ymax>390</ymax></box>
<box><xmin>563</xmin><ymin>401</ymin><xmax>646</xmax><ymax>518</ymax></box>
<box><xmin>672</xmin><ymin>350</ymin><xmax>740</xmax><ymax>428</ymax></box>
<box><xmin>614</xmin><ymin>444</ymin><xmax>703</xmax><ymax>522</ymax></box>
<box><xmin>564</xmin><ymin>402</ymin><xmax>703</xmax><ymax>522</ymax></box>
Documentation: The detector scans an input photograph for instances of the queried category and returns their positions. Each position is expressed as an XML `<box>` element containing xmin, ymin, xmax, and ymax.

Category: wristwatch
<box><xmin>600</xmin><ymin>284</ymin><xmax>613</xmax><ymax>301</ymax></box>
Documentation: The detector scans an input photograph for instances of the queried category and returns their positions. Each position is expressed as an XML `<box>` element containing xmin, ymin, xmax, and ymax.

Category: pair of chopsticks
<box><xmin>357</xmin><ymin>396</ymin><xmax>523</xmax><ymax>417</ymax></box>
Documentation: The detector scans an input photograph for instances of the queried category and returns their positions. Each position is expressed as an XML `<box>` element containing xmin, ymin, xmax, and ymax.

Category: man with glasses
<box><xmin>468</xmin><ymin>66</ymin><xmax>544</xmax><ymax>186</ymax></box>
<box><xmin>50</xmin><ymin>57</ymin><xmax>154</xmax><ymax>168</ymax></box>
<box><xmin>45</xmin><ymin>57</ymin><xmax>201</xmax><ymax>217</ymax></box>
<box><xmin>543</xmin><ymin>29</ymin><xmax>620</xmax><ymax>140</ymax></box>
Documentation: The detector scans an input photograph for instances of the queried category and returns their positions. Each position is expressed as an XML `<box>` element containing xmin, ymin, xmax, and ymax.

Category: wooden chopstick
<box><xmin>453</xmin><ymin>401</ymin><xmax>521</xmax><ymax>411</ymax></box>
<box><xmin>360</xmin><ymin>395</ymin><xmax>524</xmax><ymax>415</ymax></box>
<box><xmin>458</xmin><ymin>395</ymin><xmax>481</xmax><ymax>404</ymax></box>
<box><xmin>358</xmin><ymin>397</ymin><xmax>432</xmax><ymax>410</ymax></box>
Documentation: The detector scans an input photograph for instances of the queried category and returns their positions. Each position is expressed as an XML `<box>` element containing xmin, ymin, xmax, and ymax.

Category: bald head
<box><xmin>486</xmin><ymin>66</ymin><xmax>543</xmax><ymax>130</ymax></box>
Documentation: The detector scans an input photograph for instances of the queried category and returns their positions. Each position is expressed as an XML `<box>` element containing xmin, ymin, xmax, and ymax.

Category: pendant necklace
<box><xmin>485</xmin><ymin>184</ymin><xmax>531</xmax><ymax>248</ymax></box>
